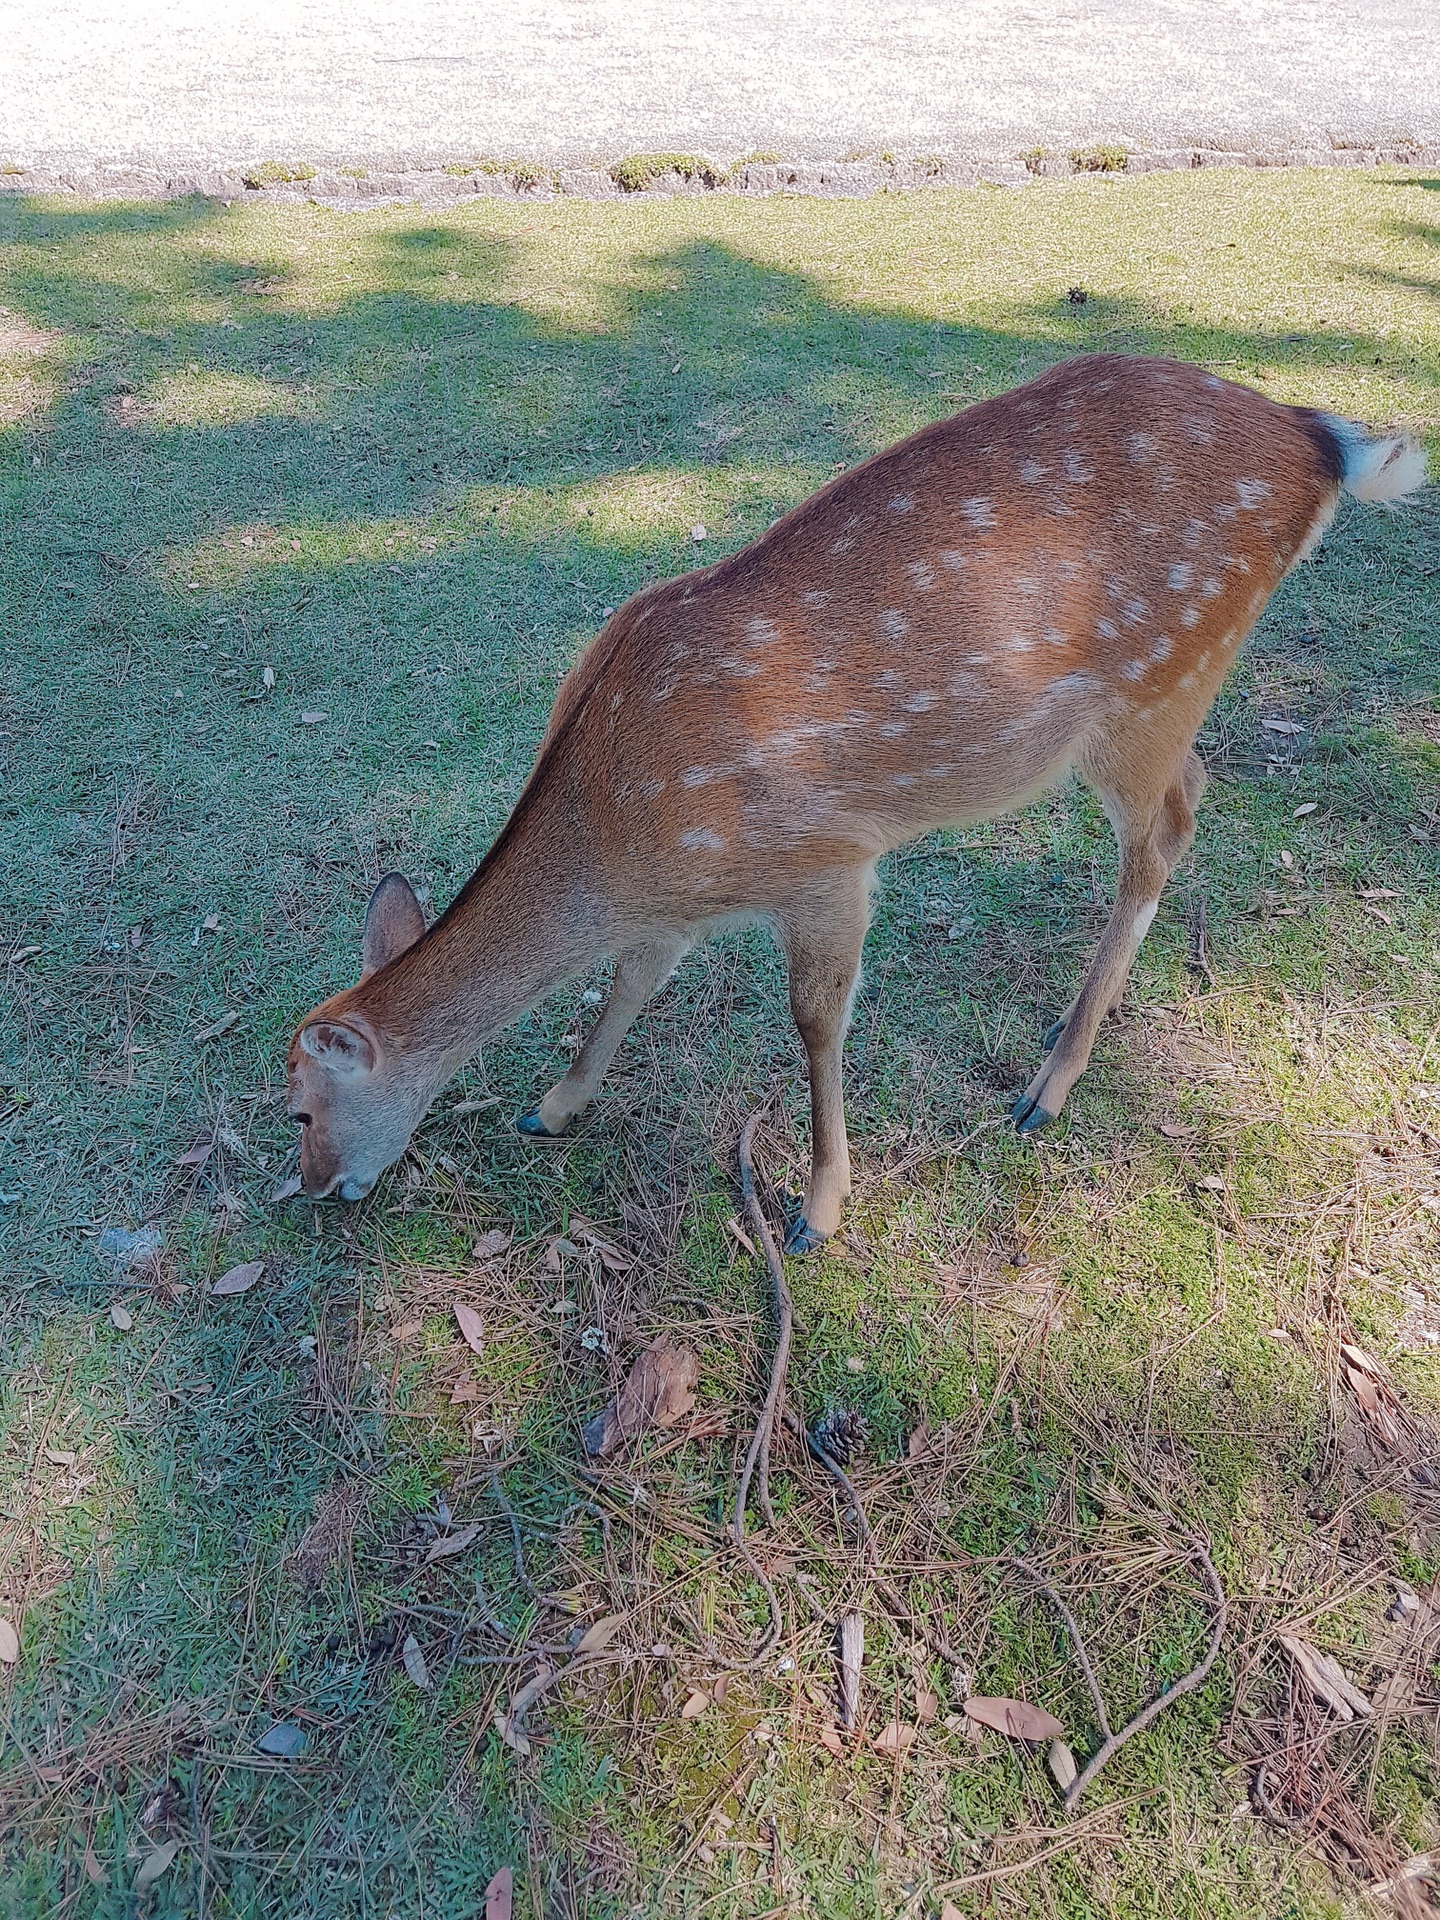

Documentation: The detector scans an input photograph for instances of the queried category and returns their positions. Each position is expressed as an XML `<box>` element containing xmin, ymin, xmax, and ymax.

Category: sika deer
<box><xmin>288</xmin><ymin>355</ymin><xmax>1425</xmax><ymax>1248</ymax></box>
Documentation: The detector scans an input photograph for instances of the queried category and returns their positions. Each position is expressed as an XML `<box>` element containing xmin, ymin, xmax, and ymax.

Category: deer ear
<box><xmin>299</xmin><ymin>1019</ymin><xmax>377</xmax><ymax>1076</ymax></box>
<box><xmin>361</xmin><ymin>872</ymin><xmax>426</xmax><ymax>979</ymax></box>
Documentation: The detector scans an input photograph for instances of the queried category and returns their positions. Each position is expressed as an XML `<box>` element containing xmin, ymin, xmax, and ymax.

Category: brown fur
<box><xmin>286</xmin><ymin>355</ymin><xmax>1410</xmax><ymax>1242</ymax></box>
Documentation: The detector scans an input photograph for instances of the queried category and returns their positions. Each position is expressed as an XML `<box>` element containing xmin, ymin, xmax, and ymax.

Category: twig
<box><xmin>1060</xmin><ymin>1531</ymin><xmax>1227</xmax><ymax>1812</ymax></box>
<box><xmin>487</xmin><ymin>1473</ymin><xmax>541</xmax><ymax>1601</ymax></box>
<box><xmin>1003</xmin><ymin>1556</ymin><xmax>1112</xmax><ymax>1742</ymax></box>
<box><xmin>1187</xmin><ymin>885</ymin><xmax>1217</xmax><ymax>988</ymax></box>
<box><xmin>733</xmin><ymin>1111</ymin><xmax>793</xmax><ymax>1536</ymax></box>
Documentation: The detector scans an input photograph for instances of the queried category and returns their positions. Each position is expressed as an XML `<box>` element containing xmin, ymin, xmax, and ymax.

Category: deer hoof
<box><xmin>516</xmin><ymin>1109</ymin><xmax>567</xmax><ymax>1139</ymax></box>
<box><xmin>783</xmin><ymin>1216</ymin><xmax>829</xmax><ymax>1256</ymax></box>
<box><xmin>1042</xmin><ymin>1018</ymin><xmax>1067</xmax><ymax>1054</ymax></box>
<box><xmin>1011</xmin><ymin>1093</ymin><xmax>1056</xmax><ymax>1136</ymax></box>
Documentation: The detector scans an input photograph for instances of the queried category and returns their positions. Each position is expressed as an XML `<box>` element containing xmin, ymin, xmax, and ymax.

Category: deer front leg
<box><xmin>781</xmin><ymin>881</ymin><xmax>870</xmax><ymax>1254</ymax></box>
<box><xmin>518</xmin><ymin>937</ymin><xmax>689</xmax><ymax>1138</ymax></box>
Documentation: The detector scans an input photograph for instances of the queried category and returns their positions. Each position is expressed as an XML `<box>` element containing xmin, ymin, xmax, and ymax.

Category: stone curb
<box><xmin>2</xmin><ymin>144</ymin><xmax>1437</xmax><ymax>206</ymax></box>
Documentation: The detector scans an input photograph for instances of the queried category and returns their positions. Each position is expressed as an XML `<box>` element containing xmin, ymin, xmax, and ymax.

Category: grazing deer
<box><xmin>288</xmin><ymin>355</ymin><xmax>1425</xmax><ymax>1248</ymax></box>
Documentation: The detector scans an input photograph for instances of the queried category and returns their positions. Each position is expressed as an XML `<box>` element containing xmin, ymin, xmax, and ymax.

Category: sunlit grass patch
<box><xmin>140</xmin><ymin>367</ymin><xmax>309</xmax><ymax>429</ymax></box>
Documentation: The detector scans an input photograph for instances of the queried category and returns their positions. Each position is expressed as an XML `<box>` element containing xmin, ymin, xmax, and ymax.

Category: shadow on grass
<box><xmin>1</xmin><ymin>190</ymin><xmax>1438</xmax><ymax>1915</ymax></box>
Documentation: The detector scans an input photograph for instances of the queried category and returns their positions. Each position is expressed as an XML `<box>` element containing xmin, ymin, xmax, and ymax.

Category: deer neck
<box><xmin>351</xmin><ymin>787</ymin><xmax>610</xmax><ymax>1078</ymax></box>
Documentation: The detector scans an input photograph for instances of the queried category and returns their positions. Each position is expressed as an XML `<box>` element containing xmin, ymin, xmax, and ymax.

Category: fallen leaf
<box><xmin>424</xmin><ymin>1522</ymin><xmax>480</xmax><ymax>1564</ymax></box>
<box><xmin>873</xmin><ymin>1720</ymin><xmax>917</xmax><ymax>1757</ymax></box>
<box><xmin>484</xmin><ymin>1867</ymin><xmax>514</xmax><ymax>1920</ymax></box>
<box><xmin>269</xmin><ymin>1173</ymin><xmax>303</xmax><ymax>1204</ymax></box>
<box><xmin>471</xmin><ymin>1228</ymin><xmax>511</xmax><ymax>1259</ymax></box>
<box><xmin>1293</xmin><ymin>802</ymin><xmax>1318</xmax><ymax>817</ymax></box>
<box><xmin>389</xmin><ymin>1318</ymin><xmax>424</xmax><ymax>1342</ymax></box>
<box><xmin>941</xmin><ymin>1902</ymin><xmax>964</xmax><ymax>1920</ymax></box>
<box><xmin>133</xmin><ymin>1839</ymin><xmax>181</xmax><ymax>1892</ymax></box>
<box><xmin>82</xmin><ymin>1846</ymin><xmax>107</xmax><ymax>1886</ymax></box>
<box><xmin>1048</xmin><ymin>1737</ymin><xmax>1079</xmax><ymax>1791</ymax></box>
<box><xmin>581</xmin><ymin>1336</ymin><xmax>698</xmax><ymax>1458</ymax></box>
<box><xmin>817</xmin><ymin>1721</ymin><xmax>845</xmax><ymax>1757</ymax></box>
<box><xmin>964</xmin><ymin>1696</ymin><xmax>1065</xmax><ymax>1742</ymax></box>
<box><xmin>907</xmin><ymin>1422</ymin><xmax>931</xmax><ymax>1461</ymax></box>
<box><xmin>1278</xmin><ymin>1634</ymin><xmax>1372</xmax><ymax>1721</ymax></box>
<box><xmin>915</xmin><ymin>1687</ymin><xmax>939</xmax><ymax>1724</ymax></box>
<box><xmin>1362</xmin><ymin>903</ymin><xmax>1393</xmax><ymax>925</ymax></box>
<box><xmin>1262</xmin><ymin>717</ymin><xmax>1303</xmax><ymax>735</ymax></box>
<box><xmin>194</xmin><ymin>1012</ymin><xmax>239</xmax><ymax>1042</ymax></box>
<box><xmin>453</xmin><ymin>1302</ymin><xmax>485</xmax><ymax>1354</ymax></box>
<box><xmin>712</xmin><ymin>1673</ymin><xmax>731</xmax><ymax>1706</ymax></box>
<box><xmin>1158</xmin><ymin>1122</ymin><xmax>1199</xmax><ymax>1139</ymax></box>
<box><xmin>109</xmin><ymin>1302</ymin><xmax>133</xmax><ymax>1330</ymax></box>
<box><xmin>261</xmin><ymin>665</ymin><xmax>276</xmax><ymax>690</ymax></box>
<box><xmin>1196</xmin><ymin>1174</ymin><xmax>1227</xmax><ymax>1193</ymax></box>
<box><xmin>44</xmin><ymin>1448</ymin><xmax>77</xmax><ymax>1467</ymax></box>
<box><xmin>1360</xmin><ymin>887</ymin><xmax>1401</xmax><ymax>901</ymax></box>
<box><xmin>573</xmin><ymin>1613</ymin><xmax>625</xmax><ymax>1655</ymax></box>
<box><xmin>495</xmin><ymin>1710</ymin><xmax>530</xmax><ymax>1755</ymax></box>
<box><xmin>838</xmin><ymin>1610</ymin><xmax>864</xmax><ymax>1729</ymax></box>
<box><xmin>723</xmin><ymin>1214</ymin><xmax>757</xmax><ymax>1255</ymax></box>
<box><xmin>401</xmin><ymin>1633</ymin><xmax>431</xmax><ymax>1691</ymax></box>
<box><xmin>450</xmin><ymin>1377</ymin><xmax>482</xmax><ymax>1404</ymax></box>
<box><xmin>211</xmin><ymin>1259</ymin><xmax>264</xmax><ymax>1297</ymax></box>
<box><xmin>0</xmin><ymin>1617</ymin><xmax>18</xmax><ymax>1663</ymax></box>
<box><xmin>569</xmin><ymin>1214</ymin><xmax>635</xmax><ymax>1272</ymax></box>
<box><xmin>680</xmin><ymin>1688</ymin><xmax>710</xmax><ymax>1719</ymax></box>
<box><xmin>175</xmin><ymin>1141</ymin><xmax>213</xmax><ymax>1168</ymax></box>
<box><xmin>255</xmin><ymin>1721</ymin><xmax>307</xmax><ymax>1757</ymax></box>
<box><xmin>298</xmin><ymin>711</ymin><xmax>328</xmax><ymax>725</ymax></box>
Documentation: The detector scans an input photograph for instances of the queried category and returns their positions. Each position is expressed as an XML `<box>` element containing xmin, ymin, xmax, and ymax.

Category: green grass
<box><xmin>1</xmin><ymin>168</ymin><xmax>1439</xmax><ymax>1917</ymax></box>
<box><xmin>609</xmin><ymin>153</ymin><xmax>726</xmax><ymax>192</ymax></box>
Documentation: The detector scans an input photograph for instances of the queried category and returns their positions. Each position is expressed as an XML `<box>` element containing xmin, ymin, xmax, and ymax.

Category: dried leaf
<box><xmin>211</xmin><ymin>1259</ymin><xmax>264</xmax><ymax>1297</ymax></box>
<box><xmin>401</xmin><ymin>1633</ymin><xmax>431</xmax><ymax>1691</ymax></box>
<box><xmin>133</xmin><ymin>1839</ymin><xmax>181</xmax><ymax>1892</ymax></box>
<box><xmin>471</xmin><ymin>1228</ymin><xmax>511</xmax><ymax>1259</ymax></box>
<box><xmin>1048</xmin><ymin>1738</ymin><xmax>1078</xmax><ymax>1791</ymax></box>
<box><xmin>581</xmin><ymin>1336</ymin><xmax>698</xmax><ymax>1458</ymax></box>
<box><xmin>1158</xmin><ymin>1121</ymin><xmax>1199</xmax><ymax>1139</ymax></box>
<box><xmin>817</xmin><ymin>1721</ymin><xmax>845</xmax><ymax>1757</ymax></box>
<box><xmin>915</xmin><ymin>1687</ymin><xmax>939</xmax><ymax>1725</ymax></box>
<box><xmin>1262</xmin><ymin>717</ymin><xmax>1302</xmax><ymax>735</ymax></box>
<box><xmin>0</xmin><ymin>1617</ymin><xmax>18</xmax><ymax>1663</ymax></box>
<box><xmin>453</xmin><ymin>1302</ymin><xmax>485</xmax><ymax>1354</ymax></box>
<box><xmin>424</xmin><ymin>1522</ymin><xmax>480</xmax><ymax>1564</ymax></box>
<box><xmin>109</xmin><ymin>1303</ymin><xmax>133</xmax><ymax>1330</ymax></box>
<box><xmin>1293</xmin><ymin>801</ymin><xmax>1318</xmax><ymax>817</ymax></box>
<box><xmin>941</xmin><ymin>1902</ymin><xmax>964</xmax><ymax>1920</ymax></box>
<box><xmin>255</xmin><ymin>1721</ymin><xmax>308</xmax><ymax>1757</ymax></box>
<box><xmin>389</xmin><ymin>1318</ymin><xmax>423</xmax><ymax>1342</ymax></box>
<box><xmin>450</xmin><ymin>1377</ymin><xmax>482</xmax><ymax>1404</ymax></box>
<box><xmin>1278</xmin><ymin>1634</ymin><xmax>1373</xmax><ymax>1721</ymax></box>
<box><xmin>569</xmin><ymin>1214</ymin><xmax>635</xmax><ymax>1272</ymax></box>
<box><xmin>573</xmin><ymin>1613</ymin><xmax>625</xmax><ymax>1656</ymax></box>
<box><xmin>484</xmin><ymin>1867</ymin><xmax>514</xmax><ymax>1920</ymax></box>
<box><xmin>175</xmin><ymin>1141</ymin><xmax>213</xmax><ymax>1168</ymax></box>
<box><xmin>907</xmin><ymin>1422</ymin><xmax>931</xmax><ymax>1461</ymax></box>
<box><xmin>964</xmin><ymin>1696</ymin><xmax>1065</xmax><ymax>1742</ymax></box>
<box><xmin>298</xmin><ymin>711</ymin><xmax>328</xmax><ymax>725</ymax></box>
<box><xmin>261</xmin><ymin>665</ymin><xmax>276</xmax><ymax>690</ymax></box>
<box><xmin>45</xmin><ymin>1448</ymin><xmax>77</xmax><ymax>1466</ymax></box>
<box><xmin>723</xmin><ymin>1214</ymin><xmax>757</xmax><ymax>1255</ymax></box>
<box><xmin>837</xmin><ymin>1610</ymin><xmax>864</xmax><ymax>1729</ymax></box>
<box><xmin>873</xmin><ymin>1720</ymin><xmax>917</xmax><ymax>1757</ymax></box>
<box><xmin>82</xmin><ymin>1846</ymin><xmax>108</xmax><ymax>1886</ymax></box>
<box><xmin>680</xmin><ymin>1688</ymin><xmax>711</xmax><ymax>1719</ymax></box>
<box><xmin>269</xmin><ymin>1173</ymin><xmax>303</xmax><ymax>1204</ymax></box>
<box><xmin>494</xmin><ymin>1710</ymin><xmax>530</xmax><ymax>1756</ymax></box>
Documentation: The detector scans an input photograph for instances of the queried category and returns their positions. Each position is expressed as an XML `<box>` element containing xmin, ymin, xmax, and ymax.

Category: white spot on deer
<box><xmin>1205</xmin><ymin>374</ymin><xmax>1223</xmax><ymax>390</ymax></box>
<box><xmin>1044</xmin><ymin>627</ymin><xmax>1067</xmax><ymax>647</ymax></box>
<box><xmin>746</xmin><ymin>617</ymin><xmax>778</xmax><ymax>647</ymax></box>
<box><xmin>1016</xmin><ymin>574</ymin><xmax>1039</xmax><ymax>596</ymax></box>
<box><xmin>941</xmin><ymin>549</ymin><xmax>966</xmax><ymax>572</ymax></box>
<box><xmin>640</xmin><ymin>777</ymin><xmax>666</xmax><ymax>799</ymax></box>
<box><xmin>1221</xmin><ymin>628</ymin><xmax>1238</xmax><ymax>648</ymax></box>
<box><xmin>802</xmin><ymin>589</ymin><xmax>830</xmax><ymax>608</ymax></box>
<box><xmin>892</xmin><ymin>772</ymin><xmax>916</xmax><ymax>787</ymax></box>
<box><xmin>925</xmin><ymin>763</ymin><xmax>955</xmax><ymax>778</ymax></box>
<box><xmin>1044</xmin><ymin>670</ymin><xmax>1100</xmax><ymax>698</ymax></box>
<box><xmin>1224</xmin><ymin>553</ymin><xmax>1251</xmax><ymax>574</ymax></box>
<box><xmin>1020</xmin><ymin>458</ymin><xmax>1048</xmax><ymax>483</ymax></box>
<box><xmin>1127</xmin><ymin>431</ymin><xmax>1159</xmax><ymax>465</ymax></box>
<box><xmin>906</xmin><ymin>561</ymin><xmax>936</xmax><ymax>592</ymax></box>
<box><xmin>1236</xmin><ymin>478</ymin><xmax>1272</xmax><ymax>510</ymax></box>
<box><xmin>1096</xmin><ymin>618</ymin><xmax>1119</xmax><ymax>641</ymax></box>
<box><xmin>890</xmin><ymin>494</ymin><xmax>913</xmax><ymax>514</ymax></box>
<box><xmin>905</xmin><ymin>689</ymin><xmax>937</xmax><ymax>712</ymax></box>
<box><xmin>1062</xmin><ymin>450</ymin><xmax>1094</xmax><ymax>483</ymax></box>
<box><xmin>962</xmin><ymin>496</ymin><xmax>997</xmax><ymax>530</ymax></box>
<box><xmin>610</xmin><ymin>691</ymin><xmax>623</xmax><ymax>711</ymax></box>
<box><xmin>831</xmin><ymin>535</ymin><xmax>855</xmax><ymax>554</ymax></box>
<box><xmin>880</xmin><ymin>719</ymin><xmax>910</xmax><ymax>738</ymax></box>
<box><xmin>1150</xmin><ymin>635</ymin><xmax>1173</xmax><ymax>662</ymax></box>
<box><xmin>964</xmin><ymin>652</ymin><xmax>993</xmax><ymax>666</ymax></box>
<box><xmin>1057</xmin><ymin>559</ymin><xmax>1082</xmax><ymax>583</ymax></box>
<box><xmin>1167</xmin><ymin>562</ymin><xmax>1193</xmax><ymax>591</ymax></box>
<box><xmin>947</xmin><ymin>671</ymin><xmax>976</xmax><ymax>697</ymax></box>
<box><xmin>682</xmin><ymin>764</ymin><xmax>731</xmax><ymax>788</ymax></box>
<box><xmin>880</xmin><ymin>608</ymin><xmax>909</xmax><ymax>639</ymax></box>
<box><xmin>1180</xmin><ymin>605</ymin><xmax>1201</xmax><ymax>628</ymax></box>
<box><xmin>875</xmin><ymin>668</ymin><xmax>902</xmax><ymax>688</ymax></box>
<box><xmin>1131</xmin><ymin>900</ymin><xmax>1158</xmax><ymax>943</ymax></box>
<box><xmin>1123</xmin><ymin>597</ymin><xmax>1148</xmax><ymax>626</ymax></box>
<box><xmin>723</xmin><ymin>660</ymin><xmax>762</xmax><ymax>677</ymax></box>
<box><xmin>1201</xmin><ymin>577</ymin><xmax>1223</xmax><ymax>598</ymax></box>
<box><xmin>1178</xmin><ymin>670</ymin><xmax>1197</xmax><ymax>691</ymax></box>
<box><xmin>1195</xmin><ymin>650</ymin><xmax>1210</xmax><ymax>671</ymax></box>
<box><xmin>1006</xmin><ymin>634</ymin><xmax>1035</xmax><ymax>653</ymax></box>
<box><xmin>1121</xmin><ymin>658</ymin><xmax>1146</xmax><ymax>682</ymax></box>
<box><xmin>1184</xmin><ymin>413</ymin><xmax>1217</xmax><ymax>444</ymax></box>
<box><xmin>680</xmin><ymin>827</ymin><xmax>726</xmax><ymax>852</ymax></box>
<box><xmin>650</xmin><ymin>683</ymin><xmax>676</xmax><ymax>702</ymax></box>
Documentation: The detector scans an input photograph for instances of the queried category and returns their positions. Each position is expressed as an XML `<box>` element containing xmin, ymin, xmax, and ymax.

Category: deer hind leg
<box><xmin>518</xmin><ymin>936</ymin><xmax>689</xmax><ymax>1138</ymax></box>
<box><xmin>780</xmin><ymin>874</ymin><xmax>872</xmax><ymax>1255</ymax></box>
<box><xmin>1014</xmin><ymin>747</ymin><xmax>1206</xmax><ymax>1136</ymax></box>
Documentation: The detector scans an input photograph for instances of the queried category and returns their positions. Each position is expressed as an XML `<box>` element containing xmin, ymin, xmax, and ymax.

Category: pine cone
<box><xmin>810</xmin><ymin>1406</ymin><xmax>870</xmax><ymax>1466</ymax></box>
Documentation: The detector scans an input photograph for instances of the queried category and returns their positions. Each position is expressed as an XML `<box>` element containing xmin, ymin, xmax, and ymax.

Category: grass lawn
<box><xmin>2</xmin><ymin>166</ymin><xmax>1439</xmax><ymax>1918</ymax></box>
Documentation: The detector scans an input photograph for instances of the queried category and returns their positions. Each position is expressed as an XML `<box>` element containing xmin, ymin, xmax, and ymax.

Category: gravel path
<box><xmin>1</xmin><ymin>0</ymin><xmax>1435</xmax><ymax>181</ymax></box>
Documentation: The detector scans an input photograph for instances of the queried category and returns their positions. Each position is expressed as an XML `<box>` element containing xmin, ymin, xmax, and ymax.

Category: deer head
<box><xmin>287</xmin><ymin>873</ymin><xmax>432</xmax><ymax>1200</ymax></box>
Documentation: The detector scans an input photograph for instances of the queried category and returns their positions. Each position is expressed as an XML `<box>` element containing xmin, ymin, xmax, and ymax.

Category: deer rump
<box><xmin>287</xmin><ymin>354</ymin><xmax>1426</xmax><ymax>1248</ymax></box>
